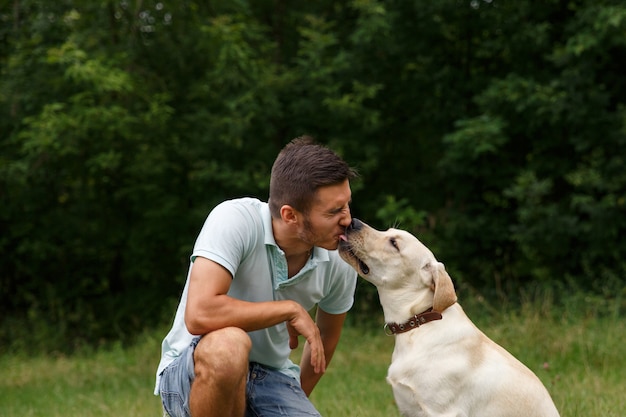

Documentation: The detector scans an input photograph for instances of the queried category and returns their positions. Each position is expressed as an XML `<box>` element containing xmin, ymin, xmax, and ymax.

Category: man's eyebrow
<box><xmin>329</xmin><ymin>199</ymin><xmax>352</xmax><ymax>213</ymax></box>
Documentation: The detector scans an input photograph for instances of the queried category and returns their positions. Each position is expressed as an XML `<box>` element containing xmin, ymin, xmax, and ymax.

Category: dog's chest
<box><xmin>385</xmin><ymin>329</ymin><xmax>480</xmax><ymax>416</ymax></box>
<box><xmin>387</xmin><ymin>341</ymin><xmax>465</xmax><ymax>386</ymax></box>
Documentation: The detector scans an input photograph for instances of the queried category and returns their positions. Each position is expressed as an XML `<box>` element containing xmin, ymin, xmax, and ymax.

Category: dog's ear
<box><xmin>431</xmin><ymin>262</ymin><xmax>457</xmax><ymax>312</ymax></box>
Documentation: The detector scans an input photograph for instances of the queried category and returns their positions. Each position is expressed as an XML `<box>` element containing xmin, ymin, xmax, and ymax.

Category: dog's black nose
<box><xmin>348</xmin><ymin>218</ymin><xmax>363</xmax><ymax>231</ymax></box>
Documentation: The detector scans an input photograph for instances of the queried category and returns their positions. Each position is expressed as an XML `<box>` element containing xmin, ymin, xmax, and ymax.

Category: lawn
<box><xmin>1</xmin><ymin>298</ymin><xmax>624</xmax><ymax>416</ymax></box>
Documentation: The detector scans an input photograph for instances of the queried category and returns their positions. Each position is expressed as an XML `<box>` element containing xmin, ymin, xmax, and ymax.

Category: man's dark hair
<box><xmin>268</xmin><ymin>136</ymin><xmax>357</xmax><ymax>218</ymax></box>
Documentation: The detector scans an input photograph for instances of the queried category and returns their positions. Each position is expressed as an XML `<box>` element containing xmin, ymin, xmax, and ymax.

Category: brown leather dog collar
<box><xmin>384</xmin><ymin>308</ymin><xmax>443</xmax><ymax>335</ymax></box>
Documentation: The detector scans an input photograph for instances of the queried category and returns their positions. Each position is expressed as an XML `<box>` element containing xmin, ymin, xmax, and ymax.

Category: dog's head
<box><xmin>339</xmin><ymin>219</ymin><xmax>457</xmax><ymax>313</ymax></box>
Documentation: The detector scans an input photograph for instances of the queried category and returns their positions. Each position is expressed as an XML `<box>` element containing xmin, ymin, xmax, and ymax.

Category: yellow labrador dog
<box><xmin>339</xmin><ymin>219</ymin><xmax>559</xmax><ymax>417</ymax></box>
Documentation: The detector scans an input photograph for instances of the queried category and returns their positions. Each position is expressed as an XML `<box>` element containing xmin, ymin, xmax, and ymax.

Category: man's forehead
<box><xmin>313</xmin><ymin>182</ymin><xmax>351</xmax><ymax>209</ymax></box>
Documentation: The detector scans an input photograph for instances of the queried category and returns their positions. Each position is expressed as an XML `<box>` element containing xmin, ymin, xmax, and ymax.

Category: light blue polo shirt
<box><xmin>155</xmin><ymin>198</ymin><xmax>357</xmax><ymax>394</ymax></box>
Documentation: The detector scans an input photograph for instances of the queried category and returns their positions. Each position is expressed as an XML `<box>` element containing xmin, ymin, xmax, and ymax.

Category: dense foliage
<box><xmin>1</xmin><ymin>0</ymin><xmax>625</xmax><ymax>352</ymax></box>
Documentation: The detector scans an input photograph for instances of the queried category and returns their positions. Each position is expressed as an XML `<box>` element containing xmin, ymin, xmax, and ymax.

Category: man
<box><xmin>155</xmin><ymin>136</ymin><xmax>358</xmax><ymax>417</ymax></box>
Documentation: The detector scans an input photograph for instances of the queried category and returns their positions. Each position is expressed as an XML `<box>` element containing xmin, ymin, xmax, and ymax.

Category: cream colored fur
<box><xmin>339</xmin><ymin>220</ymin><xmax>559</xmax><ymax>417</ymax></box>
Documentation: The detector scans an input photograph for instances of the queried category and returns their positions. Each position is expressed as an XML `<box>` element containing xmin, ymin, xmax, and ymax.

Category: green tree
<box><xmin>438</xmin><ymin>1</ymin><xmax>626</xmax><ymax>295</ymax></box>
<box><xmin>1</xmin><ymin>0</ymin><xmax>624</xmax><ymax>352</ymax></box>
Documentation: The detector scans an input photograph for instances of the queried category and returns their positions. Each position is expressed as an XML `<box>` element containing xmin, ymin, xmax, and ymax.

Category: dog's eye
<box><xmin>390</xmin><ymin>237</ymin><xmax>399</xmax><ymax>251</ymax></box>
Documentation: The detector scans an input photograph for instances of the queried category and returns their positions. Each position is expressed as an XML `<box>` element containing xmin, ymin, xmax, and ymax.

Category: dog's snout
<box><xmin>348</xmin><ymin>218</ymin><xmax>363</xmax><ymax>231</ymax></box>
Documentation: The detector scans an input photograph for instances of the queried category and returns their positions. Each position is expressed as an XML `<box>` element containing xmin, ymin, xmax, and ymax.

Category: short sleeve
<box><xmin>191</xmin><ymin>199</ymin><xmax>261</xmax><ymax>277</ymax></box>
<box><xmin>318</xmin><ymin>255</ymin><xmax>358</xmax><ymax>314</ymax></box>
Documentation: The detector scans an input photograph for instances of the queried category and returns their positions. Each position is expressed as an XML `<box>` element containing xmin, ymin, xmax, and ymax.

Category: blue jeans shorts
<box><xmin>159</xmin><ymin>337</ymin><xmax>321</xmax><ymax>417</ymax></box>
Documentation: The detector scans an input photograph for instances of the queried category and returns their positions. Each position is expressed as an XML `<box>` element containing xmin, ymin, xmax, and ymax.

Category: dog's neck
<box><xmin>377</xmin><ymin>287</ymin><xmax>434</xmax><ymax>325</ymax></box>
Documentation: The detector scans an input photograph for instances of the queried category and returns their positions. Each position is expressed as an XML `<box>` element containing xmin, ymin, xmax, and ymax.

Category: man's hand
<box><xmin>286</xmin><ymin>305</ymin><xmax>326</xmax><ymax>374</ymax></box>
<box><xmin>185</xmin><ymin>258</ymin><xmax>327</xmax><ymax>373</ymax></box>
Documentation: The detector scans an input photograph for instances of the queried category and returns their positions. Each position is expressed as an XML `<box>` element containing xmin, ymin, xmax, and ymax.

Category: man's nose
<box><xmin>339</xmin><ymin>208</ymin><xmax>352</xmax><ymax>227</ymax></box>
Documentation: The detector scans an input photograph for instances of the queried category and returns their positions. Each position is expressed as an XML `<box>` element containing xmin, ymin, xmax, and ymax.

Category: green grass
<box><xmin>1</xmin><ymin>301</ymin><xmax>624</xmax><ymax>417</ymax></box>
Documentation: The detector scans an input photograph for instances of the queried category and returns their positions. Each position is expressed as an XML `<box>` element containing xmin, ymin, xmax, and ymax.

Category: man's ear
<box><xmin>280</xmin><ymin>205</ymin><xmax>298</xmax><ymax>224</ymax></box>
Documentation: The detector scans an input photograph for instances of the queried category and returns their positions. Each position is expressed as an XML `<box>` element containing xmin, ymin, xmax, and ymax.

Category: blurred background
<box><xmin>1</xmin><ymin>0</ymin><xmax>625</xmax><ymax>354</ymax></box>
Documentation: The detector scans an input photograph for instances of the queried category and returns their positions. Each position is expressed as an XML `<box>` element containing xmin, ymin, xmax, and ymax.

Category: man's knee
<box><xmin>194</xmin><ymin>327</ymin><xmax>251</xmax><ymax>380</ymax></box>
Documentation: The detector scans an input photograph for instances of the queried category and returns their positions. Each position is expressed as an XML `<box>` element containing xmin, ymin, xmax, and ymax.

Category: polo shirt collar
<box><xmin>261</xmin><ymin>203</ymin><xmax>329</xmax><ymax>263</ymax></box>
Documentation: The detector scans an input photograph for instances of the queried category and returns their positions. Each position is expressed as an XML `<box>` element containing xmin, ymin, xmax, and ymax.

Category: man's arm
<box><xmin>299</xmin><ymin>308</ymin><xmax>347</xmax><ymax>396</ymax></box>
<box><xmin>184</xmin><ymin>256</ymin><xmax>326</xmax><ymax>373</ymax></box>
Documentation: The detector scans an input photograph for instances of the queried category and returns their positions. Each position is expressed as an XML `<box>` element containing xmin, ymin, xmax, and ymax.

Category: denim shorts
<box><xmin>159</xmin><ymin>337</ymin><xmax>199</xmax><ymax>417</ymax></box>
<box><xmin>159</xmin><ymin>337</ymin><xmax>321</xmax><ymax>417</ymax></box>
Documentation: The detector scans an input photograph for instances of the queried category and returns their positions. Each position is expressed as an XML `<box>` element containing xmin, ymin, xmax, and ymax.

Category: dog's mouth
<box><xmin>339</xmin><ymin>235</ymin><xmax>370</xmax><ymax>275</ymax></box>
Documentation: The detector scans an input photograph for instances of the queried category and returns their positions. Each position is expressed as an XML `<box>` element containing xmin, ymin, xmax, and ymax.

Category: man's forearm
<box><xmin>186</xmin><ymin>296</ymin><xmax>301</xmax><ymax>335</ymax></box>
<box><xmin>300</xmin><ymin>341</ymin><xmax>324</xmax><ymax>396</ymax></box>
<box><xmin>299</xmin><ymin>327</ymin><xmax>343</xmax><ymax>395</ymax></box>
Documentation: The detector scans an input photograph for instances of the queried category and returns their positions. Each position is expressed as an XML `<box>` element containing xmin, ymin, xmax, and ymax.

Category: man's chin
<box><xmin>319</xmin><ymin>241</ymin><xmax>340</xmax><ymax>251</ymax></box>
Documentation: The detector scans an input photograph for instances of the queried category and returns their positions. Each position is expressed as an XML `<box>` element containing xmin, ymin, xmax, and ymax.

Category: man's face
<box><xmin>297</xmin><ymin>179</ymin><xmax>352</xmax><ymax>250</ymax></box>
